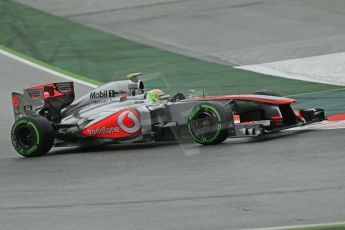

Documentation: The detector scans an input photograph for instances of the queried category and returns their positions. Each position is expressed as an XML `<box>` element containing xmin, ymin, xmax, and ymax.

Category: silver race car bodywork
<box><xmin>10</xmin><ymin>73</ymin><xmax>325</xmax><ymax>157</ymax></box>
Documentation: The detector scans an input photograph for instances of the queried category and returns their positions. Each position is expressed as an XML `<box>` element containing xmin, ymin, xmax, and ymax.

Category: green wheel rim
<box><xmin>188</xmin><ymin>105</ymin><xmax>223</xmax><ymax>144</ymax></box>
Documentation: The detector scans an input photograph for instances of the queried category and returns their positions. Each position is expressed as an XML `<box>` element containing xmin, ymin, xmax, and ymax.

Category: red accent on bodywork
<box><xmin>29</xmin><ymin>83</ymin><xmax>70</xmax><ymax>100</ymax></box>
<box><xmin>241</xmin><ymin>121</ymin><xmax>254</xmax><ymax>124</ymax></box>
<box><xmin>82</xmin><ymin>109</ymin><xmax>142</xmax><ymax>139</ymax></box>
<box><xmin>12</xmin><ymin>96</ymin><xmax>20</xmax><ymax>108</ymax></box>
<box><xmin>271</xmin><ymin>116</ymin><xmax>283</xmax><ymax>126</ymax></box>
<box><xmin>327</xmin><ymin>114</ymin><xmax>345</xmax><ymax>122</ymax></box>
<box><xmin>194</xmin><ymin>95</ymin><xmax>296</xmax><ymax>105</ymax></box>
<box><xmin>294</xmin><ymin>111</ymin><xmax>306</xmax><ymax>122</ymax></box>
<box><xmin>233</xmin><ymin>114</ymin><xmax>240</xmax><ymax>123</ymax></box>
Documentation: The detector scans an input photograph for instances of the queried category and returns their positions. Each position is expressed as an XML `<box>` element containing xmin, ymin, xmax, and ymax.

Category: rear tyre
<box><xmin>254</xmin><ymin>89</ymin><xmax>282</xmax><ymax>97</ymax></box>
<box><xmin>11</xmin><ymin>116</ymin><xmax>54</xmax><ymax>157</ymax></box>
<box><xmin>188</xmin><ymin>103</ymin><xmax>232</xmax><ymax>145</ymax></box>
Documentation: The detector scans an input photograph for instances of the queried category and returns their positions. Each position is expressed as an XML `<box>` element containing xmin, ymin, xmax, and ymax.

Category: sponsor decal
<box><xmin>82</xmin><ymin>109</ymin><xmax>141</xmax><ymax>138</ymax></box>
<box><xmin>118</xmin><ymin>110</ymin><xmax>141</xmax><ymax>134</ymax></box>
<box><xmin>87</xmin><ymin>126</ymin><xmax>120</xmax><ymax>135</ymax></box>
<box><xmin>90</xmin><ymin>90</ymin><xmax>117</xmax><ymax>100</ymax></box>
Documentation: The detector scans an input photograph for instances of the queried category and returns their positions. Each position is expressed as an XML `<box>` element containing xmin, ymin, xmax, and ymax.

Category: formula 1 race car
<box><xmin>10</xmin><ymin>73</ymin><xmax>325</xmax><ymax>157</ymax></box>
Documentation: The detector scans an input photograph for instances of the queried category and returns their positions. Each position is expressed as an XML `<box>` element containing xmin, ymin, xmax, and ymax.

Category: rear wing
<box><xmin>12</xmin><ymin>82</ymin><xmax>75</xmax><ymax>122</ymax></box>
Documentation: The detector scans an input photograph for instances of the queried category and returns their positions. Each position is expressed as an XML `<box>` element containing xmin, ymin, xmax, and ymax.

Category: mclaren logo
<box><xmin>118</xmin><ymin>110</ymin><xmax>141</xmax><ymax>133</ymax></box>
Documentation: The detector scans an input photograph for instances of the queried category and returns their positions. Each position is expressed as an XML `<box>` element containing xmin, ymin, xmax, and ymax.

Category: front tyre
<box><xmin>188</xmin><ymin>103</ymin><xmax>232</xmax><ymax>145</ymax></box>
<box><xmin>11</xmin><ymin>116</ymin><xmax>54</xmax><ymax>157</ymax></box>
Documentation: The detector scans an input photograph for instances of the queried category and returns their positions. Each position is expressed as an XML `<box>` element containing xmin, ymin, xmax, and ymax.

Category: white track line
<box><xmin>0</xmin><ymin>48</ymin><xmax>98</xmax><ymax>88</ymax></box>
<box><xmin>236</xmin><ymin>52</ymin><xmax>345</xmax><ymax>86</ymax></box>
<box><xmin>242</xmin><ymin>221</ymin><xmax>345</xmax><ymax>230</ymax></box>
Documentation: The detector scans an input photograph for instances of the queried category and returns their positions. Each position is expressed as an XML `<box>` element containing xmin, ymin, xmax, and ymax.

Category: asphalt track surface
<box><xmin>2</xmin><ymin>53</ymin><xmax>345</xmax><ymax>230</ymax></box>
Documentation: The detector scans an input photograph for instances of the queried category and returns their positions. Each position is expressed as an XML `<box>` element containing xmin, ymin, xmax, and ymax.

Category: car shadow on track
<box><xmin>47</xmin><ymin>141</ymin><xmax>179</xmax><ymax>157</ymax></box>
<box><xmin>44</xmin><ymin>129</ymin><xmax>314</xmax><ymax>157</ymax></box>
<box><xmin>248</xmin><ymin>129</ymin><xmax>313</xmax><ymax>143</ymax></box>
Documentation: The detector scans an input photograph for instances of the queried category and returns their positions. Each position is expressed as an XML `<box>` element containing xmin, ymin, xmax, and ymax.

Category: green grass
<box><xmin>0</xmin><ymin>0</ymin><xmax>341</xmax><ymax>96</ymax></box>
<box><xmin>0</xmin><ymin>44</ymin><xmax>102</xmax><ymax>86</ymax></box>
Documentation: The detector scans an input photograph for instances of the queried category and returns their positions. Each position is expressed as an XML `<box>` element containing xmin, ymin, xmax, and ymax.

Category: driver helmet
<box><xmin>147</xmin><ymin>89</ymin><xmax>166</xmax><ymax>103</ymax></box>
